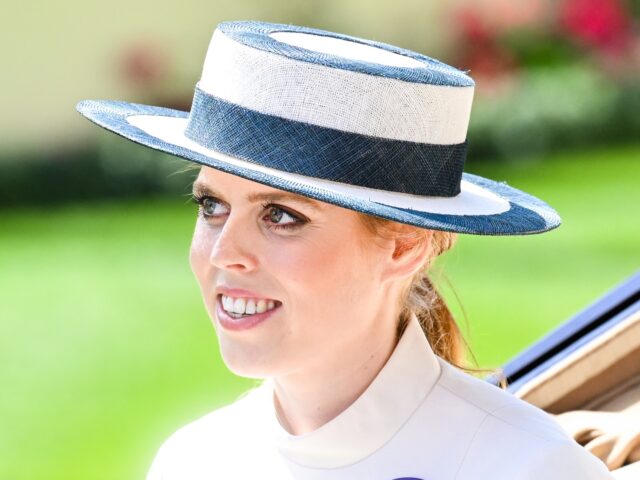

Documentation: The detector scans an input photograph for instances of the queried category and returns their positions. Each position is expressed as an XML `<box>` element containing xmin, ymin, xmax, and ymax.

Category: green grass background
<box><xmin>1</xmin><ymin>144</ymin><xmax>638</xmax><ymax>479</ymax></box>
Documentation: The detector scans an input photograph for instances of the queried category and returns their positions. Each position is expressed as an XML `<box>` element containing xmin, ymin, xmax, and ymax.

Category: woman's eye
<box><xmin>193</xmin><ymin>195</ymin><xmax>305</xmax><ymax>230</ymax></box>
<box><xmin>267</xmin><ymin>207</ymin><xmax>294</xmax><ymax>224</ymax></box>
<box><xmin>264</xmin><ymin>206</ymin><xmax>305</xmax><ymax>229</ymax></box>
<box><xmin>197</xmin><ymin>196</ymin><xmax>229</xmax><ymax>217</ymax></box>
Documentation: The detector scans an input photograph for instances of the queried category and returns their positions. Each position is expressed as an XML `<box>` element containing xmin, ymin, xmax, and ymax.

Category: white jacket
<box><xmin>147</xmin><ymin>314</ymin><xmax>614</xmax><ymax>479</ymax></box>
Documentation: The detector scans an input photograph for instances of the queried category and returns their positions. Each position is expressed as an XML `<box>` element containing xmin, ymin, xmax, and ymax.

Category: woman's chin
<box><xmin>223</xmin><ymin>360</ymin><xmax>275</xmax><ymax>379</ymax></box>
<box><xmin>217</xmin><ymin>341</ymin><xmax>280</xmax><ymax>379</ymax></box>
<box><xmin>226</xmin><ymin>364</ymin><xmax>267</xmax><ymax>379</ymax></box>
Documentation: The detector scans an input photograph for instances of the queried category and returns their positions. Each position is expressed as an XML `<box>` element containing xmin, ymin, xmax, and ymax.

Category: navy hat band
<box><xmin>185</xmin><ymin>85</ymin><xmax>467</xmax><ymax>197</ymax></box>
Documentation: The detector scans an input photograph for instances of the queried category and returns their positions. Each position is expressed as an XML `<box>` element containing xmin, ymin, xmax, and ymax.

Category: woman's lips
<box><xmin>215</xmin><ymin>294</ymin><xmax>280</xmax><ymax>331</ymax></box>
<box><xmin>216</xmin><ymin>286</ymin><xmax>277</xmax><ymax>300</ymax></box>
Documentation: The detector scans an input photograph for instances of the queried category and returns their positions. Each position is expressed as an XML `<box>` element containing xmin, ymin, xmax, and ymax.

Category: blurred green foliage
<box><xmin>468</xmin><ymin>63</ymin><xmax>640</xmax><ymax>160</ymax></box>
<box><xmin>448</xmin><ymin>0</ymin><xmax>640</xmax><ymax>160</ymax></box>
<box><xmin>0</xmin><ymin>138</ymin><xmax>197</xmax><ymax>208</ymax></box>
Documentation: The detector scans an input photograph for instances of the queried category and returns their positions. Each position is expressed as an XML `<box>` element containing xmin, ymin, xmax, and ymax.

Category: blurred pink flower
<box><xmin>451</xmin><ymin>4</ymin><xmax>521</xmax><ymax>87</ymax></box>
<box><xmin>558</xmin><ymin>0</ymin><xmax>633</xmax><ymax>55</ymax></box>
<box><xmin>454</xmin><ymin>0</ymin><xmax>545</xmax><ymax>38</ymax></box>
<box><xmin>119</xmin><ymin>40</ymin><xmax>169</xmax><ymax>88</ymax></box>
<box><xmin>455</xmin><ymin>6</ymin><xmax>492</xmax><ymax>43</ymax></box>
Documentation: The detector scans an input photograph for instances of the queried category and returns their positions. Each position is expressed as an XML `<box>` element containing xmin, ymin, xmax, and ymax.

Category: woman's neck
<box><xmin>271</xmin><ymin>316</ymin><xmax>399</xmax><ymax>436</ymax></box>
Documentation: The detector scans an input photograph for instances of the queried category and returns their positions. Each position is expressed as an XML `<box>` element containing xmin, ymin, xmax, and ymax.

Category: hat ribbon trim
<box><xmin>185</xmin><ymin>86</ymin><xmax>467</xmax><ymax>197</ymax></box>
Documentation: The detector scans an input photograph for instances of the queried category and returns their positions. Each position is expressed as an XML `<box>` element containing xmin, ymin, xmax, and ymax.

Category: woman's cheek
<box><xmin>269</xmin><ymin>239</ymin><xmax>334</xmax><ymax>285</ymax></box>
<box><xmin>282</xmin><ymin>243</ymin><xmax>353</xmax><ymax>308</ymax></box>
<box><xmin>190</xmin><ymin>222</ymin><xmax>214</xmax><ymax>281</ymax></box>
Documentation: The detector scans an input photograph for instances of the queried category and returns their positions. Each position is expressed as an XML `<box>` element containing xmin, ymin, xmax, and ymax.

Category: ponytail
<box><xmin>395</xmin><ymin>229</ymin><xmax>467</xmax><ymax>367</ymax></box>
<box><xmin>397</xmin><ymin>271</ymin><xmax>464</xmax><ymax>366</ymax></box>
<box><xmin>358</xmin><ymin>214</ymin><xmax>507</xmax><ymax>387</ymax></box>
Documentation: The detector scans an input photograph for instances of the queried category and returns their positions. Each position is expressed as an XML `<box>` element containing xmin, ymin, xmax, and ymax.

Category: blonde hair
<box><xmin>358</xmin><ymin>213</ymin><xmax>507</xmax><ymax>386</ymax></box>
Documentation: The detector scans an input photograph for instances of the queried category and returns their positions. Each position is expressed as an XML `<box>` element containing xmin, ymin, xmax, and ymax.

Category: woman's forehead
<box><xmin>194</xmin><ymin>166</ymin><xmax>324</xmax><ymax>210</ymax></box>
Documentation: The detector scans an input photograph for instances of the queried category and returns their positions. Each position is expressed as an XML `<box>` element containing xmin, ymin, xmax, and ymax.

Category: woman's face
<box><xmin>189</xmin><ymin>167</ymin><xmax>401</xmax><ymax>379</ymax></box>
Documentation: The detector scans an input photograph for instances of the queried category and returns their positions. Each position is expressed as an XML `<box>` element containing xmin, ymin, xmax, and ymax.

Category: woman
<box><xmin>77</xmin><ymin>21</ymin><xmax>614</xmax><ymax>479</ymax></box>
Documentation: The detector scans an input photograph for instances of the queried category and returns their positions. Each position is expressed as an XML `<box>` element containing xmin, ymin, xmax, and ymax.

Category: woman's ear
<box><xmin>379</xmin><ymin>227</ymin><xmax>433</xmax><ymax>284</ymax></box>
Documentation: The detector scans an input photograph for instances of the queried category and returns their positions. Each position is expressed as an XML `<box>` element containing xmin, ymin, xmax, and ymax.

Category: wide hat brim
<box><xmin>76</xmin><ymin>99</ymin><xmax>561</xmax><ymax>236</ymax></box>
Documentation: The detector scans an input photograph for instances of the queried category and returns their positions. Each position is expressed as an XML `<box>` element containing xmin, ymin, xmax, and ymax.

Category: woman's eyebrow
<box><xmin>192</xmin><ymin>181</ymin><xmax>322</xmax><ymax>211</ymax></box>
<box><xmin>247</xmin><ymin>191</ymin><xmax>324</xmax><ymax>211</ymax></box>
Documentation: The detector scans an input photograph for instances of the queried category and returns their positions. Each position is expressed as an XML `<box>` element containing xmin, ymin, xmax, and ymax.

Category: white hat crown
<box><xmin>198</xmin><ymin>21</ymin><xmax>475</xmax><ymax>145</ymax></box>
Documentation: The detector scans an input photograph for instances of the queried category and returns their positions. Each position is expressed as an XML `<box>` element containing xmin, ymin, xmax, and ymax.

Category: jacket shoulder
<box><xmin>436</xmin><ymin>358</ymin><xmax>570</xmax><ymax>442</ymax></box>
<box><xmin>436</xmin><ymin>360</ymin><xmax>613</xmax><ymax>478</ymax></box>
<box><xmin>146</xmin><ymin>384</ymin><xmax>267</xmax><ymax>479</ymax></box>
<box><xmin>517</xmin><ymin>439</ymin><xmax>614</xmax><ymax>479</ymax></box>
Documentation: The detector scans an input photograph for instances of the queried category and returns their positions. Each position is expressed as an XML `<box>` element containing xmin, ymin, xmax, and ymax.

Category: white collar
<box><xmin>257</xmin><ymin>312</ymin><xmax>442</xmax><ymax>468</ymax></box>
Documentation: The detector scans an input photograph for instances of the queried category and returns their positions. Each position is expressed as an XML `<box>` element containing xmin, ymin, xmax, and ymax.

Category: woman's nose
<box><xmin>208</xmin><ymin>215</ymin><xmax>259</xmax><ymax>272</ymax></box>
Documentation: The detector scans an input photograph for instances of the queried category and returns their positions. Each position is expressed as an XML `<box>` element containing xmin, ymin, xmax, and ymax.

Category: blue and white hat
<box><xmin>76</xmin><ymin>21</ymin><xmax>561</xmax><ymax>235</ymax></box>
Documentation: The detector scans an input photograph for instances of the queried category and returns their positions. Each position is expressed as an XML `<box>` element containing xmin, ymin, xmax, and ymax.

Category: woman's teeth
<box><xmin>221</xmin><ymin>295</ymin><xmax>277</xmax><ymax>317</ymax></box>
